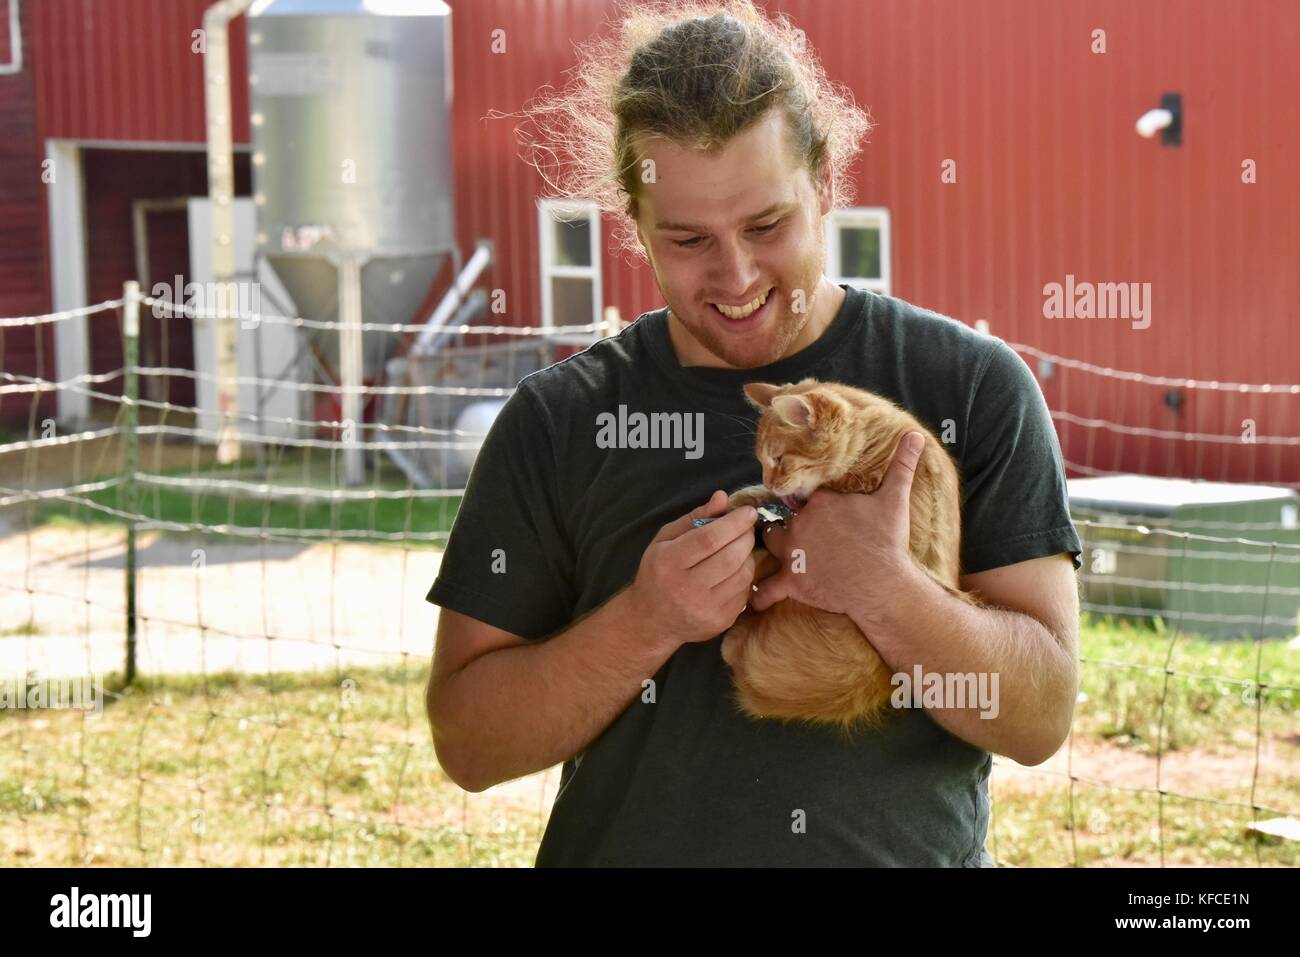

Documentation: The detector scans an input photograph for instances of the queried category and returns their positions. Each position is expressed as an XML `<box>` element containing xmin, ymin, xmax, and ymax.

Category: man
<box><xmin>425</xmin><ymin>1</ymin><xmax>1082</xmax><ymax>866</ymax></box>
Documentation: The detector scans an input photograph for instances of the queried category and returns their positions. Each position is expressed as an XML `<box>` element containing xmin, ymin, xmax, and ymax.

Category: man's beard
<box><xmin>673</xmin><ymin>283</ymin><xmax>817</xmax><ymax>369</ymax></box>
<box><xmin>688</xmin><ymin>306</ymin><xmax>805</xmax><ymax>368</ymax></box>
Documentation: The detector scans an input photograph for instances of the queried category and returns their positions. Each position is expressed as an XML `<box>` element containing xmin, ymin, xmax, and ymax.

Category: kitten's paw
<box><xmin>727</xmin><ymin>485</ymin><xmax>772</xmax><ymax>511</ymax></box>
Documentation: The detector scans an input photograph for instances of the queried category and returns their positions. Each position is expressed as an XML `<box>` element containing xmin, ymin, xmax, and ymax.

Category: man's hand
<box><xmin>622</xmin><ymin>491</ymin><xmax>758</xmax><ymax>654</ymax></box>
<box><xmin>751</xmin><ymin>431</ymin><xmax>925</xmax><ymax>626</ymax></box>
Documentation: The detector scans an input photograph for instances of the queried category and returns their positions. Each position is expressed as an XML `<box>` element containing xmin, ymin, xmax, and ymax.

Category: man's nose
<box><xmin>710</xmin><ymin>235</ymin><xmax>761</xmax><ymax>297</ymax></box>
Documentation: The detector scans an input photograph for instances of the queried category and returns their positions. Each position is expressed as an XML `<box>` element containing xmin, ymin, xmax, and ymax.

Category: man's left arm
<box><xmin>858</xmin><ymin>549</ymin><xmax>1079</xmax><ymax>766</ymax></box>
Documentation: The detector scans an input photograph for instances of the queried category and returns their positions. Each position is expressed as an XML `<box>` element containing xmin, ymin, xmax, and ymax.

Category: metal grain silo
<box><xmin>247</xmin><ymin>0</ymin><xmax>455</xmax><ymax>482</ymax></box>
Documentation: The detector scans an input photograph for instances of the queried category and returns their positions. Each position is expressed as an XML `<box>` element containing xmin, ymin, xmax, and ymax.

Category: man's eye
<box><xmin>671</xmin><ymin>220</ymin><xmax>781</xmax><ymax>248</ymax></box>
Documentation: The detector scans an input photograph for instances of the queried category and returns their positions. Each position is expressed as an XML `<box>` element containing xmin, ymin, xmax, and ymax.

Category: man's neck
<box><xmin>667</xmin><ymin>277</ymin><xmax>846</xmax><ymax>369</ymax></box>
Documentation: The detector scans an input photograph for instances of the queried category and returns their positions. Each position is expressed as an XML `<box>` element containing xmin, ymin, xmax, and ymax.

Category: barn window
<box><xmin>539</xmin><ymin>199</ymin><xmax>602</xmax><ymax>343</ymax></box>
<box><xmin>825</xmin><ymin>207</ymin><xmax>891</xmax><ymax>296</ymax></box>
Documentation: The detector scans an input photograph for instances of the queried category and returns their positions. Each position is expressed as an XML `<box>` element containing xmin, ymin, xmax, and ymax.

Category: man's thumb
<box><xmin>700</xmin><ymin>488</ymin><xmax>730</xmax><ymax>516</ymax></box>
<box><xmin>885</xmin><ymin>432</ymin><xmax>924</xmax><ymax>497</ymax></box>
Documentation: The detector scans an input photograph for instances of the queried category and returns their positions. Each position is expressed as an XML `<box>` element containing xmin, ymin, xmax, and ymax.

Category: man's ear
<box><xmin>814</xmin><ymin>163</ymin><xmax>833</xmax><ymax>218</ymax></box>
<box><xmin>743</xmin><ymin>382</ymin><xmax>781</xmax><ymax>410</ymax></box>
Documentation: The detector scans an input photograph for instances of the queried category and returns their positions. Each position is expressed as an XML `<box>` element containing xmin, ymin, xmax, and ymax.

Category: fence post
<box><xmin>123</xmin><ymin>281</ymin><xmax>140</xmax><ymax>685</ymax></box>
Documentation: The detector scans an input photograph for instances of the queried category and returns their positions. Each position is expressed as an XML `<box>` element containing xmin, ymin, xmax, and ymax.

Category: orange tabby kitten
<box><xmin>722</xmin><ymin>378</ymin><xmax>981</xmax><ymax>734</ymax></box>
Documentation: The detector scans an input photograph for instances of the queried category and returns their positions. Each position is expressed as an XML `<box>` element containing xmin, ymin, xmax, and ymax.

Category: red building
<box><xmin>1</xmin><ymin>0</ymin><xmax>1296</xmax><ymax>485</ymax></box>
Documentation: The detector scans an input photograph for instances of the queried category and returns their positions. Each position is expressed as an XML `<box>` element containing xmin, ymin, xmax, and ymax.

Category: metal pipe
<box><xmin>123</xmin><ymin>281</ymin><xmax>140</xmax><ymax>685</ymax></box>
<box><xmin>411</xmin><ymin>240</ymin><xmax>494</xmax><ymax>356</ymax></box>
<box><xmin>203</xmin><ymin>0</ymin><xmax>254</xmax><ymax>465</ymax></box>
<box><xmin>338</xmin><ymin>255</ymin><xmax>365</xmax><ymax>485</ymax></box>
<box><xmin>382</xmin><ymin>439</ymin><xmax>432</xmax><ymax>489</ymax></box>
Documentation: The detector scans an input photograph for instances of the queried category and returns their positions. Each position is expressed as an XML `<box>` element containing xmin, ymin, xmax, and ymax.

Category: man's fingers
<box><xmin>698</xmin><ymin>488</ymin><xmax>731</xmax><ymax>517</ymax></box>
<box><xmin>654</xmin><ymin>489</ymin><xmax>729</xmax><ymax>544</ymax></box>
<box><xmin>677</xmin><ymin>504</ymin><xmax>757</xmax><ymax>567</ymax></box>
<box><xmin>707</xmin><ymin>540</ymin><xmax>759</xmax><ymax>595</ymax></box>
<box><xmin>759</xmin><ymin>521</ymin><xmax>790</xmax><ymax>559</ymax></box>
<box><xmin>696</xmin><ymin>530</ymin><xmax>759</xmax><ymax>590</ymax></box>
<box><xmin>751</xmin><ymin>572</ymin><xmax>791</xmax><ymax>612</ymax></box>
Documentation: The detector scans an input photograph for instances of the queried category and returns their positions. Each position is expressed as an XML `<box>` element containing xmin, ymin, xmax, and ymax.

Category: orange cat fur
<box><xmin>722</xmin><ymin>379</ymin><xmax>981</xmax><ymax>734</ymax></box>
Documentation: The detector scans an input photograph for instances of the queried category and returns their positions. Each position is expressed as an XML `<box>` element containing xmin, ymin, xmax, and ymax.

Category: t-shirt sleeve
<box><xmin>958</xmin><ymin>339</ymin><xmax>1083</xmax><ymax>576</ymax></box>
<box><xmin>425</xmin><ymin>381</ymin><xmax>578</xmax><ymax>641</ymax></box>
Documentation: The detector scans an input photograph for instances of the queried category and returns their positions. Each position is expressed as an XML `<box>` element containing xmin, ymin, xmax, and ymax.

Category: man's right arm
<box><xmin>426</xmin><ymin>492</ymin><xmax>759</xmax><ymax>792</ymax></box>
<box><xmin>426</xmin><ymin>589</ymin><xmax>675</xmax><ymax>792</ymax></box>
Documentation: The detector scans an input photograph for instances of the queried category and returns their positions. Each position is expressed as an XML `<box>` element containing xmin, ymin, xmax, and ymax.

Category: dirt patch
<box><xmin>994</xmin><ymin>730</ymin><xmax>1300</xmax><ymax>799</ymax></box>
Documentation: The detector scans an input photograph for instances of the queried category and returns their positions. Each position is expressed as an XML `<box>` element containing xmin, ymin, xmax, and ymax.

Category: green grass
<box><xmin>34</xmin><ymin>487</ymin><xmax>461</xmax><ymax>543</ymax></box>
<box><xmin>26</xmin><ymin>455</ymin><xmax>462</xmax><ymax>544</ymax></box>
<box><xmin>987</xmin><ymin>613</ymin><xmax>1300</xmax><ymax>867</ymax></box>
<box><xmin>0</xmin><ymin>664</ymin><xmax>544</xmax><ymax>867</ymax></box>
<box><xmin>989</xmin><ymin>782</ymin><xmax>1298</xmax><ymax>867</ymax></box>
<box><xmin>1073</xmin><ymin>611</ymin><xmax>1297</xmax><ymax>753</ymax></box>
<box><xmin>1</xmin><ymin>618</ymin><xmax>1295</xmax><ymax>867</ymax></box>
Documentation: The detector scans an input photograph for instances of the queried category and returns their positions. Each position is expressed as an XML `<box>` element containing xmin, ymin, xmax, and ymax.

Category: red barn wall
<box><xmin>433</xmin><ymin>0</ymin><xmax>1300</xmax><ymax>484</ymax></box>
<box><xmin>0</xmin><ymin>0</ymin><xmax>55</xmax><ymax>425</ymax></box>
<box><xmin>31</xmin><ymin>0</ymin><xmax>250</xmax><ymax>145</ymax></box>
<box><xmin>1</xmin><ymin>0</ymin><xmax>1296</xmax><ymax>483</ymax></box>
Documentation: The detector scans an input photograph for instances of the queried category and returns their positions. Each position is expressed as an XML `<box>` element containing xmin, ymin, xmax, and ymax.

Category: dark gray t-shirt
<box><xmin>426</xmin><ymin>284</ymin><xmax>1082</xmax><ymax>866</ymax></box>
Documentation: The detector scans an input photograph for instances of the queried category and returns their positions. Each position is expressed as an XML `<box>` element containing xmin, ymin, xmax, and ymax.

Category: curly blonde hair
<box><xmin>505</xmin><ymin>0</ymin><xmax>873</xmax><ymax>257</ymax></box>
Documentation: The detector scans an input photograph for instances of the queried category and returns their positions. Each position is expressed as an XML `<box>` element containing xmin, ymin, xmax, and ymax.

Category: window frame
<box><xmin>824</xmin><ymin>207</ymin><xmax>891</xmax><ymax>296</ymax></box>
<box><xmin>538</xmin><ymin>198</ymin><xmax>603</xmax><ymax>345</ymax></box>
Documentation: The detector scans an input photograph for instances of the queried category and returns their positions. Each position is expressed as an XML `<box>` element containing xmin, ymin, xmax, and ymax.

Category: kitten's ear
<box><xmin>742</xmin><ymin>382</ymin><xmax>780</xmax><ymax>410</ymax></box>
<box><xmin>771</xmin><ymin>394</ymin><xmax>814</xmax><ymax>429</ymax></box>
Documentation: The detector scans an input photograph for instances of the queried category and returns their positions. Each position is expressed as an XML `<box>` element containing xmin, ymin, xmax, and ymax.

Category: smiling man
<box><xmin>424</xmin><ymin>0</ymin><xmax>1083</xmax><ymax>866</ymax></box>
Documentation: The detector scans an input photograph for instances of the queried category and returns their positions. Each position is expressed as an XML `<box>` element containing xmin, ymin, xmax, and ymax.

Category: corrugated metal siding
<box><xmin>438</xmin><ymin>0</ymin><xmax>662</xmax><ymax>348</ymax></box>
<box><xmin>0</xmin><ymin>0</ymin><xmax>12</xmax><ymax>63</ymax></box>
<box><xmin>768</xmin><ymin>0</ymin><xmax>1300</xmax><ymax>484</ymax></box>
<box><xmin>32</xmin><ymin>0</ymin><xmax>248</xmax><ymax>144</ymax></box>
<box><xmin>0</xmin><ymin>0</ymin><xmax>56</xmax><ymax>424</ymax></box>
<box><xmin>441</xmin><ymin>0</ymin><xmax>1299</xmax><ymax>483</ymax></box>
<box><xmin>5</xmin><ymin>0</ymin><xmax>1297</xmax><ymax>482</ymax></box>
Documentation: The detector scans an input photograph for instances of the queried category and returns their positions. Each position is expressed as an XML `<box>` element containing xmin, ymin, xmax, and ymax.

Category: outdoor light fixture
<box><xmin>1136</xmin><ymin>93</ymin><xmax>1182</xmax><ymax>146</ymax></box>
